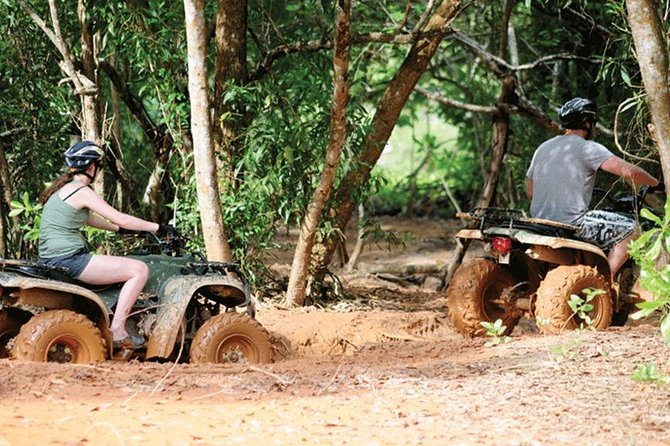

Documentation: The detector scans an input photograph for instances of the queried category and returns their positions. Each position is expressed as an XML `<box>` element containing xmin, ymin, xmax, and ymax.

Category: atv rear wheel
<box><xmin>446</xmin><ymin>258</ymin><xmax>519</xmax><ymax>337</ymax></box>
<box><xmin>535</xmin><ymin>265</ymin><xmax>612</xmax><ymax>334</ymax></box>
<box><xmin>189</xmin><ymin>312</ymin><xmax>272</xmax><ymax>364</ymax></box>
<box><xmin>0</xmin><ymin>311</ymin><xmax>23</xmax><ymax>358</ymax></box>
<box><xmin>11</xmin><ymin>310</ymin><xmax>106</xmax><ymax>363</ymax></box>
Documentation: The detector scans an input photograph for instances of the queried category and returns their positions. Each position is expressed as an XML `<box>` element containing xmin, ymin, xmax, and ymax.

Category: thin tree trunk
<box><xmin>626</xmin><ymin>0</ymin><xmax>670</xmax><ymax>183</ymax></box>
<box><xmin>0</xmin><ymin>140</ymin><xmax>13</xmax><ymax>256</ymax></box>
<box><xmin>184</xmin><ymin>0</ymin><xmax>233</xmax><ymax>262</ymax></box>
<box><xmin>441</xmin><ymin>3</ymin><xmax>517</xmax><ymax>288</ymax></box>
<box><xmin>109</xmin><ymin>76</ymin><xmax>128</xmax><ymax>211</ymax></box>
<box><xmin>284</xmin><ymin>0</ymin><xmax>351</xmax><ymax>307</ymax></box>
<box><xmin>99</xmin><ymin>60</ymin><xmax>172</xmax><ymax>216</ymax></box>
<box><xmin>77</xmin><ymin>0</ymin><xmax>102</xmax><ymax>194</ymax></box>
<box><xmin>317</xmin><ymin>0</ymin><xmax>462</xmax><ymax>280</ymax></box>
<box><xmin>214</xmin><ymin>0</ymin><xmax>248</xmax><ymax>189</ymax></box>
<box><xmin>345</xmin><ymin>204</ymin><xmax>366</xmax><ymax>273</ymax></box>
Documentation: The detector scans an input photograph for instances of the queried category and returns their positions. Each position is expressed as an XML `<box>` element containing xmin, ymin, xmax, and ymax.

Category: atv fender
<box><xmin>0</xmin><ymin>272</ymin><xmax>113</xmax><ymax>355</ymax></box>
<box><xmin>146</xmin><ymin>275</ymin><xmax>247</xmax><ymax>359</ymax></box>
<box><xmin>456</xmin><ymin>228</ymin><xmax>610</xmax><ymax>276</ymax></box>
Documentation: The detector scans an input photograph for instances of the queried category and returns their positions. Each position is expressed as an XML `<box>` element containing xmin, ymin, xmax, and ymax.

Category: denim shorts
<box><xmin>39</xmin><ymin>248</ymin><xmax>93</xmax><ymax>279</ymax></box>
<box><xmin>575</xmin><ymin>210</ymin><xmax>636</xmax><ymax>251</ymax></box>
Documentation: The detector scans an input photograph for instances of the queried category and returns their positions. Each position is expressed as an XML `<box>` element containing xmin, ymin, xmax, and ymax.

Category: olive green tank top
<box><xmin>38</xmin><ymin>185</ymin><xmax>90</xmax><ymax>259</ymax></box>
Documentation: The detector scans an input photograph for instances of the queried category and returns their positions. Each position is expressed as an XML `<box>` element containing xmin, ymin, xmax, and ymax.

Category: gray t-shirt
<box><xmin>526</xmin><ymin>134</ymin><xmax>613</xmax><ymax>224</ymax></box>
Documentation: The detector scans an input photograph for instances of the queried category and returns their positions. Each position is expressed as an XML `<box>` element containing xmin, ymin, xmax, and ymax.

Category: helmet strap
<box><xmin>80</xmin><ymin>163</ymin><xmax>100</xmax><ymax>182</ymax></box>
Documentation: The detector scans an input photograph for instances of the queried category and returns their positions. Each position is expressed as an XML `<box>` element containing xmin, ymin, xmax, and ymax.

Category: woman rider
<box><xmin>39</xmin><ymin>140</ymin><xmax>176</xmax><ymax>350</ymax></box>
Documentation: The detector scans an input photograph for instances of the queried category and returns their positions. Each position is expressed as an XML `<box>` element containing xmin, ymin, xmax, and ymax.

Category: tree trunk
<box><xmin>109</xmin><ymin>75</ymin><xmax>129</xmax><ymax>211</ymax></box>
<box><xmin>345</xmin><ymin>204</ymin><xmax>366</xmax><ymax>273</ymax></box>
<box><xmin>184</xmin><ymin>0</ymin><xmax>233</xmax><ymax>262</ymax></box>
<box><xmin>0</xmin><ymin>140</ymin><xmax>13</xmax><ymax>256</ymax></box>
<box><xmin>77</xmin><ymin>0</ymin><xmax>103</xmax><ymax>194</ymax></box>
<box><xmin>99</xmin><ymin>60</ymin><xmax>172</xmax><ymax>217</ymax></box>
<box><xmin>213</xmin><ymin>0</ymin><xmax>248</xmax><ymax>189</ymax></box>
<box><xmin>318</xmin><ymin>0</ymin><xmax>462</xmax><ymax>278</ymax></box>
<box><xmin>441</xmin><ymin>4</ymin><xmax>517</xmax><ymax>288</ymax></box>
<box><xmin>626</xmin><ymin>0</ymin><xmax>670</xmax><ymax>183</ymax></box>
<box><xmin>284</xmin><ymin>0</ymin><xmax>351</xmax><ymax>307</ymax></box>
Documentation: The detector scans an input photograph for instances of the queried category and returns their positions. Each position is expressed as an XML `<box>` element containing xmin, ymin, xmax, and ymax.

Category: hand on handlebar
<box><xmin>647</xmin><ymin>182</ymin><xmax>665</xmax><ymax>194</ymax></box>
<box><xmin>157</xmin><ymin>224</ymin><xmax>180</xmax><ymax>239</ymax></box>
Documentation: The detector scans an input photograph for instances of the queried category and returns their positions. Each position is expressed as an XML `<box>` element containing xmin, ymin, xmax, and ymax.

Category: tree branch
<box><xmin>414</xmin><ymin>87</ymin><xmax>497</xmax><ymax>113</ymax></box>
<box><xmin>18</xmin><ymin>0</ymin><xmax>97</xmax><ymax>95</ymax></box>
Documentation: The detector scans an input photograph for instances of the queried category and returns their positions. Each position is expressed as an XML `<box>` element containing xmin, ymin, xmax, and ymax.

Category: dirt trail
<box><xmin>1</xmin><ymin>217</ymin><xmax>670</xmax><ymax>445</ymax></box>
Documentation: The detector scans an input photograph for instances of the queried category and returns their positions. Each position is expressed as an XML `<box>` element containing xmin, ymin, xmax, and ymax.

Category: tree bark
<box><xmin>109</xmin><ymin>71</ymin><xmax>130</xmax><ymax>211</ymax></box>
<box><xmin>626</xmin><ymin>0</ymin><xmax>670</xmax><ymax>183</ymax></box>
<box><xmin>184</xmin><ymin>0</ymin><xmax>233</xmax><ymax>262</ymax></box>
<box><xmin>77</xmin><ymin>0</ymin><xmax>100</xmax><ymax>144</ymax></box>
<box><xmin>99</xmin><ymin>60</ymin><xmax>173</xmax><ymax>218</ymax></box>
<box><xmin>213</xmin><ymin>0</ymin><xmax>248</xmax><ymax>189</ymax></box>
<box><xmin>318</xmin><ymin>0</ymin><xmax>462</xmax><ymax>278</ymax></box>
<box><xmin>0</xmin><ymin>140</ymin><xmax>12</xmax><ymax>256</ymax></box>
<box><xmin>284</xmin><ymin>0</ymin><xmax>352</xmax><ymax>307</ymax></box>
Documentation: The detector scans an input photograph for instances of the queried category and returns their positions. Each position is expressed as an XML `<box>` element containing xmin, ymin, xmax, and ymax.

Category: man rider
<box><xmin>525</xmin><ymin>97</ymin><xmax>660</xmax><ymax>276</ymax></box>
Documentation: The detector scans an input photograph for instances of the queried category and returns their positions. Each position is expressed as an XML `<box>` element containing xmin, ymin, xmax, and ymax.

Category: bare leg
<box><xmin>608</xmin><ymin>233</ymin><xmax>636</xmax><ymax>277</ymax></box>
<box><xmin>77</xmin><ymin>255</ymin><xmax>149</xmax><ymax>340</ymax></box>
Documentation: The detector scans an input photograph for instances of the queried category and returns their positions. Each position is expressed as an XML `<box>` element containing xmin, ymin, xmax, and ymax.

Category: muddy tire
<box><xmin>446</xmin><ymin>258</ymin><xmax>519</xmax><ymax>338</ymax></box>
<box><xmin>0</xmin><ymin>311</ymin><xmax>23</xmax><ymax>358</ymax></box>
<box><xmin>189</xmin><ymin>312</ymin><xmax>273</xmax><ymax>364</ymax></box>
<box><xmin>11</xmin><ymin>310</ymin><xmax>106</xmax><ymax>363</ymax></box>
<box><xmin>535</xmin><ymin>265</ymin><xmax>612</xmax><ymax>334</ymax></box>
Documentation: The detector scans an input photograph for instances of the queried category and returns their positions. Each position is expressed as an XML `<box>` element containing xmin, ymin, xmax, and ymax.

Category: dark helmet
<box><xmin>64</xmin><ymin>140</ymin><xmax>105</xmax><ymax>173</ymax></box>
<box><xmin>558</xmin><ymin>97</ymin><xmax>597</xmax><ymax>130</ymax></box>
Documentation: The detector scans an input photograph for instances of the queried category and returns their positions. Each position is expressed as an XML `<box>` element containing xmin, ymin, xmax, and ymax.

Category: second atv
<box><xmin>445</xmin><ymin>189</ymin><xmax>661</xmax><ymax>337</ymax></box>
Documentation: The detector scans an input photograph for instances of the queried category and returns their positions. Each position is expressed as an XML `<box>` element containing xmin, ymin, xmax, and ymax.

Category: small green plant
<box><xmin>480</xmin><ymin>319</ymin><xmax>511</xmax><ymax>346</ymax></box>
<box><xmin>631</xmin><ymin>362</ymin><xmax>669</xmax><ymax>384</ymax></box>
<box><xmin>549</xmin><ymin>336</ymin><xmax>581</xmax><ymax>362</ymax></box>
<box><xmin>567</xmin><ymin>287</ymin><xmax>606</xmax><ymax>330</ymax></box>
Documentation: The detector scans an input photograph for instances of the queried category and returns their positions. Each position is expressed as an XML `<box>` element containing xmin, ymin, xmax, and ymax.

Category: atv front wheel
<box><xmin>11</xmin><ymin>310</ymin><xmax>106</xmax><ymax>363</ymax></box>
<box><xmin>446</xmin><ymin>258</ymin><xmax>519</xmax><ymax>337</ymax></box>
<box><xmin>535</xmin><ymin>265</ymin><xmax>612</xmax><ymax>334</ymax></box>
<box><xmin>189</xmin><ymin>312</ymin><xmax>272</xmax><ymax>364</ymax></box>
<box><xmin>0</xmin><ymin>311</ymin><xmax>23</xmax><ymax>358</ymax></box>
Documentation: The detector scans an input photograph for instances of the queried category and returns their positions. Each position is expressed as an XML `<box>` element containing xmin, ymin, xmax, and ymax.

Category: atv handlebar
<box><xmin>592</xmin><ymin>186</ymin><xmax>665</xmax><ymax>217</ymax></box>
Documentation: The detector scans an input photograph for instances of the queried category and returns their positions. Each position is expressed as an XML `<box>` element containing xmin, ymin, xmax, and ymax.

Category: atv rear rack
<box><xmin>457</xmin><ymin>207</ymin><xmax>579</xmax><ymax>239</ymax></box>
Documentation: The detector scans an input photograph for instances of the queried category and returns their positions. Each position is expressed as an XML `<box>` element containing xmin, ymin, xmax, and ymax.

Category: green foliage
<box><xmin>628</xmin><ymin>197</ymin><xmax>670</xmax><ymax>344</ymax></box>
<box><xmin>631</xmin><ymin>363</ymin><xmax>669</xmax><ymax>385</ymax></box>
<box><xmin>567</xmin><ymin>287</ymin><xmax>606</xmax><ymax>330</ymax></box>
<box><xmin>480</xmin><ymin>319</ymin><xmax>511</xmax><ymax>346</ymax></box>
<box><xmin>9</xmin><ymin>192</ymin><xmax>42</xmax><ymax>244</ymax></box>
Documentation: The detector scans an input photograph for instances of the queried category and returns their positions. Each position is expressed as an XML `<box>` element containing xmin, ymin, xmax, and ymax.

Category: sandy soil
<box><xmin>1</xmin><ymin>217</ymin><xmax>670</xmax><ymax>446</ymax></box>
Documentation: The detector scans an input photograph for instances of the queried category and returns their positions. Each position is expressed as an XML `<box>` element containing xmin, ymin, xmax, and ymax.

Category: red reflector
<box><xmin>491</xmin><ymin>237</ymin><xmax>512</xmax><ymax>255</ymax></box>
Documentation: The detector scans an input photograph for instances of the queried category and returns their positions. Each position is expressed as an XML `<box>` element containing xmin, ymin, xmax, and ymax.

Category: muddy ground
<box><xmin>1</xmin><ymin>217</ymin><xmax>670</xmax><ymax>446</ymax></box>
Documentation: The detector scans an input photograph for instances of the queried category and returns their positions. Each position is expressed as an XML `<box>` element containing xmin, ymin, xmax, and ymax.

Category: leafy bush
<box><xmin>628</xmin><ymin>198</ymin><xmax>670</xmax><ymax>344</ymax></box>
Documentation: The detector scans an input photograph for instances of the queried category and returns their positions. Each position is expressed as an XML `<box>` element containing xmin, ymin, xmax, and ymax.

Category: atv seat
<box><xmin>456</xmin><ymin>210</ymin><xmax>580</xmax><ymax>239</ymax></box>
<box><xmin>516</xmin><ymin>217</ymin><xmax>580</xmax><ymax>239</ymax></box>
<box><xmin>3</xmin><ymin>262</ymin><xmax>120</xmax><ymax>292</ymax></box>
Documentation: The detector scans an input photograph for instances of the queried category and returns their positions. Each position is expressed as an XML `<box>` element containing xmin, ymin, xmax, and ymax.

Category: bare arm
<box><xmin>86</xmin><ymin>213</ymin><xmax>118</xmax><ymax>231</ymax></box>
<box><xmin>600</xmin><ymin>155</ymin><xmax>659</xmax><ymax>187</ymax></box>
<box><xmin>525</xmin><ymin>177</ymin><xmax>533</xmax><ymax>200</ymax></box>
<box><xmin>71</xmin><ymin>187</ymin><xmax>160</xmax><ymax>232</ymax></box>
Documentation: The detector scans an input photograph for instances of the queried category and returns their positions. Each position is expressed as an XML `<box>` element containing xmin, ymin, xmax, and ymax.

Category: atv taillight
<box><xmin>491</xmin><ymin>236</ymin><xmax>512</xmax><ymax>255</ymax></box>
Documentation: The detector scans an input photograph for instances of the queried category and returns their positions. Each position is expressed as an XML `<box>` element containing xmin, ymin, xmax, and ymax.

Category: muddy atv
<box><xmin>445</xmin><ymin>190</ymin><xmax>661</xmax><ymax>337</ymax></box>
<box><xmin>0</xmin><ymin>232</ymin><xmax>273</xmax><ymax>364</ymax></box>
